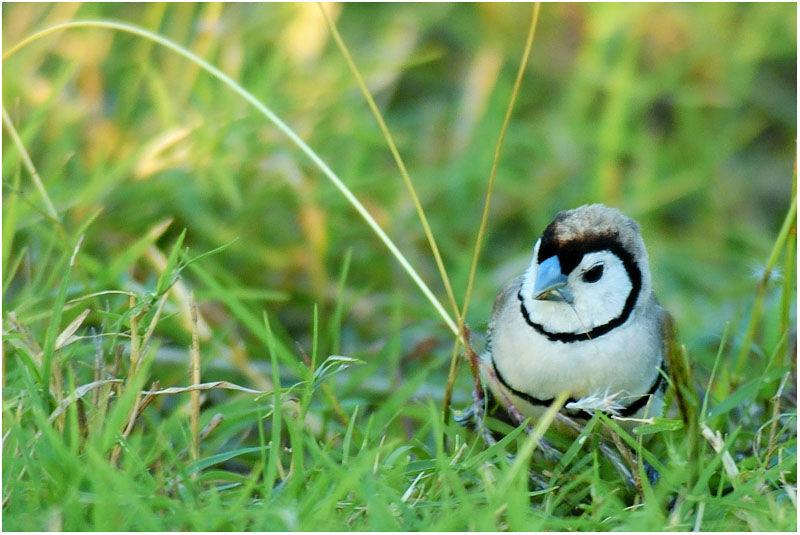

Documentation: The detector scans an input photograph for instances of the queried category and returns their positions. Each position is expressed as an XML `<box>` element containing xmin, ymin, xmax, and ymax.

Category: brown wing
<box><xmin>659</xmin><ymin>305</ymin><xmax>697</xmax><ymax>427</ymax></box>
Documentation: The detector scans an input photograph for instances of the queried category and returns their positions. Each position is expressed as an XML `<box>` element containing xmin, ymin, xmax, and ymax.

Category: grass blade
<box><xmin>155</xmin><ymin>228</ymin><xmax>186</xmax><ymax>296</ymax></box>
<box><xmin>732</xmin><ymin>190</ymin><xmax>797</xmax><ymax>382</ymax></box>
<box><xmin>40</xmin><ymin>235</ymin><xmax>83</xmax><ymax>400</ymax></box>
<box><xmin>263</xmin><ymin>311</ymin><xmax>283</xmax><ymax>493</ymax></box>
<box><xmin>2</xmin><ymin>106</ymin><xmax>60</xmax><ymax>223</ymax></box>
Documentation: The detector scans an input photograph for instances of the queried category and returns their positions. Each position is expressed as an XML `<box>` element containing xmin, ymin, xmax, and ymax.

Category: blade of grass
<box><xmin>2</xmin><ymin>245</ymin><xmax>27</xmax><ymax>294</ymax></box>
<box><xmin>732</xmin><ymin>189</ymin><xmax>797</xmax><ymax>382</ymax></box>
<box><xmin>263</xmin><ymin>311</ymin><xmax>283</xmax><ymax>494</ymax></box>
<box><xmin>40</xmin><ymin>235</ymin><xmax>83</xmax><ymax>402</ymax></box>
<box><xmin>1</xmin><ymin>106</ymin><xmax>60</xmax><ymax>223</ymax></box>
<box><xmin>186</xmin><ymin>446</ymin><xmax>265</xmax><ymax>474</ymax></box>
<box><xmin>776</xmin><ymin>178</ymin><xmax>796</xmax><ymax>364</ymax></box>
<box><xmin>328</xmin><ymin>247</ymin><xmax>352</xmax><ymax>356</ymax></box>
<box><xmin>111</xmin><ymin>296</ymin><xmax>146</xmax><ymax>465</ymax></box>
<box><xmin>499</xmin><ymin>389</ymin><xmax>568</xmax><ymax>495</ymax></box>
<box><xmin>155</xmin><ymin>227</ymin><xmax>186</xmax><ymax>296</ymax></box>
<box><xmin>64</xmin><ymin>366</ymin><xmax>80</xmax><ymax>455</ymax></box>
<box><xmin>47</xmin><ymin>379</ymin><xmax>123</xmax><ymax>423</ymax></box>
<box><xmin>342</xmin><ymin>405</ymin><xmax>359</xmax><ymax>465</ymax></box>
<box><xmin>701</xmin><ymin>323</ymin><xmax>730</xmax><ymax>421</ymax></box>
<box><xmin>2</xmin><ymin>165</ymin><xmax>22</xmax><ymax>272</ymax></box>
<box><xmin>51</xmin><ymin>308</ymin><xmax>90</xmax><ymax>352</ymax></box>
<box><xmin>189</xmin><ymin>292</ymin><xmax>201</xmax><ymax>465</ymax></box>
<box><xmin>595</xmin><ymin>412</ymin><xmax>668</xmax><ymax>479</ymax></box>
<box><xmin>97</xmin><ymin>349</ymin><xmax>153</xmax><ymax>455</ymax></box>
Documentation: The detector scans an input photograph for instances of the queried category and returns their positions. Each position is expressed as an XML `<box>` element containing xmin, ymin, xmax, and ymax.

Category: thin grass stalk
<box><xmin>3</xmin><ymin>20</ymin><xmax>459</xmax><ymax>338</ymax></box>
<box><xmin>198</xmin><ymin>413</ymin><xmax>223</xmax><ymax>443</ymax></box>
<box><xmin>701</xmin><ymin>323</ymin><xmax>730</xmax><ymax>422</ymax></box>
<box><xmin>189</xmin><ymin>293</ymin><xmax>201</xmax><ymax>465</ymax></box>
<box><xmin>41</xmin><ymin>235</ymin><xmax>83</xmax><ymax>404</ymax></box>
<box><xmin>91</xmin><ymin>328</ymin><xmax>103</xmax><ymax>408</ymax></box>
<box><xmin>128</xmin><ymin>295</ymin><xmax>142</xmax><ymax>378</ymax></box>
<box><xmin>263</xmin><ymin>312</ymin><xmax>284</xmax><ymax>492</ymax></box>
<box><xmin>442</xmin><ymin>3</ymin><xmax>542</xmax><ymax>422</ymax></box>
<box><xmin>342</xmin><ymin>405</ymin><xmax>358</xmax><ymax>466</ymax></box>
<box><xmin>764</xmin><ymin>372</ymin><xmax>790</xmax><ymax>469</ymax></box>
<box><xmin>2</xmin><ymin>163</ymin><xmax>22</xmax><ymax>275</ymax></box>
<box><xmin>1</xmin><ymin>106</ymin><xmax>61</xmax><ymax>223</ymax></box>
<box><xmin>318</xmin><ymin>2</ymin><xmax>461</xmax><ymax>324</ymax></box>
<box><xmin>732</xmin><ymin>190</ymin><xmax>797</xmax><ymax>382</ymax></box>
<box><xmin>777</xmin><ymin>176</ymin><xmax>796</xmax><ymax>364</ymax></box>
<box><xmin>111</xmin><ymin>296</ymin><xmax>145</xmax><ymax>465</ymax></box>
<box><xmin>499</xmin><ymin>390</ymin><xmax>568</xmax><ymax>495</ymax></box>
<box><xmin>140</xmin><ymin>292</ymin><xmax>169</xmax><ymax>354</ymax></box>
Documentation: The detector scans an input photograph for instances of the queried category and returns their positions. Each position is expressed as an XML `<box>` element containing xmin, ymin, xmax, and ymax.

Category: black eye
<box><xmin>582</xmin><ymin>264</ymin><xmax>604</xmax><ymax>283</ymax></box>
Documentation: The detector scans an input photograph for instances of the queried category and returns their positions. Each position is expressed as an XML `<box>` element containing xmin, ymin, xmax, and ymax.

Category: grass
<box><xmin>2</xmin><ymin>3</ymin><xmax>797</xmax><ymax>531</ymax></box>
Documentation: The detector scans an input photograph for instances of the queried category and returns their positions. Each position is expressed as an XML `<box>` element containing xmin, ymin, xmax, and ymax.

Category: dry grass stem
<box><xmin>443</xmin><ymin>2</ymin><xmax>542</xmax><ymax>423</ymax></box>
<box><xmin>765</xmin><ymin>371</ymin><xmax>790</xmax><ymax>464</ymax></box>
<box><xmin>47</xmin><ymin>378</ymin><xmax>123</xmax><ymax>422</ymax></box>
<box><xmin>700</xmin><ymin>422</ymin><xmax>740</xmax><ymax>483</ymax></box>
<box><xmin>141</xmin><ymin>381</ymin><xmax>264</xmax><ymax>396</ymax></box>
<box><xmin>190</xmin><ymin>293</ymin><xmax>201</xmax><ymax>463</ymax></box>
<box><xmin>52</xmin><ymin>308</ymin><xmax>91</xmax><ymax>351</ymax></box>
<box><xmin>318</xmin><ymin>1</ymin><xmax>462</xmax><ymax>325</ymax></box>
<box><xmin>128</xmin><ymin>295</ymin><xmax>142</xmax><ymax>378</ymax></box>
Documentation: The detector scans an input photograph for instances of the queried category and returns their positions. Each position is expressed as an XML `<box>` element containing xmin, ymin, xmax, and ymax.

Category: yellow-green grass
<box><xmin>2</xmin><ymin>3</ymin><xmax>796</xmax><ymax>530</ymax></box>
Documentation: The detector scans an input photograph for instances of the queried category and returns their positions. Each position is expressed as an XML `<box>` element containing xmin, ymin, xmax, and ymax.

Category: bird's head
<box><xmin>519</xmin><ymin>204</ymin><xmax>652</xmax><ymax>339</ymax></box>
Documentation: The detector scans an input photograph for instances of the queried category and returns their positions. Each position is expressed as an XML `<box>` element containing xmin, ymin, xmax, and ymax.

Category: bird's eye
<box><xmin>582</xmin><ymin>264</ymin><xmax>604</xmax><ymax>283</ymax></box>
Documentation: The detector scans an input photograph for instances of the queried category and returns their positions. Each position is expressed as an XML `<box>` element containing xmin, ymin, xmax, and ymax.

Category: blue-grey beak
<box><xmin>534</xmin><ymin>256</ymin><xmax>572</xmax><ymax>303</ymax></box>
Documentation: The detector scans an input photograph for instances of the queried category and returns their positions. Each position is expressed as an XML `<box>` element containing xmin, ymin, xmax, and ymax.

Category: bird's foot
<box><xmin>455</xmin><ymin>392</ymin><xmax>498</xmax><ymax>447</ymax></box>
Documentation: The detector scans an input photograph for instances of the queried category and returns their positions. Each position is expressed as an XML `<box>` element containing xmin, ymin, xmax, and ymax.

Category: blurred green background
<box><xmin>4</xmin><ymin>3</ymin><xmax>795</xmax><ymax>380</ymax></box>
<box><xmin>3</xmin><ymin>1</ymin><xmax>796</xmax><ymax>405</ymax></box>
<box><xmin>2</xmin><ymin>3</ymin><xmax>796</xmax><ymax>530</ymax></box>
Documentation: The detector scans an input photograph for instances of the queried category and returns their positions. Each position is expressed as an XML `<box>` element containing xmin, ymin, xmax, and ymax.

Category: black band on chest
<box><xmin>617</xmin><ymin>367</ymin><xmax>665</xmax><ymax>417</ymax></box>
<box><xmin>491</xmin><ymin>357</ymin><xmax>664</xmax><ymax>419</ymax></box>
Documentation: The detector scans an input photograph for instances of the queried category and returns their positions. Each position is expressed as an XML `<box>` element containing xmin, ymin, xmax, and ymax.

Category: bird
<box><xmin>480</xmin><ymin>203</ymin><xmax>670</xmax><ymax>426</ymax></box>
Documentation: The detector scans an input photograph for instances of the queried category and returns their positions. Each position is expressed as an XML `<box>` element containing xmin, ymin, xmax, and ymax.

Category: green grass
<box><xmin>2</xmin><ymin>3</ymin><xmax>796</xmax><ymax>531</ymax></box>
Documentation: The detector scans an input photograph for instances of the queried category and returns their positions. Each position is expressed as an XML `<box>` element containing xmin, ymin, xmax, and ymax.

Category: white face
<box><xmin>520</xmin><ymin>240</ymin><xmax>635</xmax><ymax>336</ymax></box>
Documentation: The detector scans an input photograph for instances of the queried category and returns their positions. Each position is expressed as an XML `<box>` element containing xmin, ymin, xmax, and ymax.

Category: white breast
<box><xmin>487</xmin><ymin>287</ymin><xmax>663</xmax><ymax>407</ymax></box>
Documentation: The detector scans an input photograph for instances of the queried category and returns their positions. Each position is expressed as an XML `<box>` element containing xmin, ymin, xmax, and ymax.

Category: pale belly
<box><xmin>485</xmin><ymin>296</ymin><xmax>663</xmax><ymax>418</ymax></box>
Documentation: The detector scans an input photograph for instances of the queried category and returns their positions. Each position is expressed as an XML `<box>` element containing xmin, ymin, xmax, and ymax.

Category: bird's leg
<box><xmin>454</xmin><ymin>326</ymin><xmax>499</xmax><ymax>447</ymax></box>
<box><xmin>452</xmin><ymin>384</ymin><xmax>498</xmax><ymax>447</ymax></box>
<box><xmin>457</xmin><ymin>325</ymin><xmax>560</xmax><ymax>462</ymax></box>
<box><xmin>472</xmin><ymin>348</ymin><xmax>561</xmax><ymax>462</ymax></box>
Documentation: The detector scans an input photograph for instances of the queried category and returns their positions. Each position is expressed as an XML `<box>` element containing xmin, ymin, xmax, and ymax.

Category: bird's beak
<box><xmin>534</xmin><ymin>256</ymin><xmax>572</xmax><ymax>303</ymax></box>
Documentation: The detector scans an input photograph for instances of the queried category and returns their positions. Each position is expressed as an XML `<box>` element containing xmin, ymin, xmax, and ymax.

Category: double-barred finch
<box><xmin>483</xmin><ymin>204</ymin><xmax>669</xmax><ymax>422</ymax></box>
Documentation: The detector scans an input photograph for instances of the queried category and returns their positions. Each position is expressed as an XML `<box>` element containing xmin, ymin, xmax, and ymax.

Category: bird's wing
<box><xmin>659</xmin><ymin>305</ymin><xmax>697</xmax><ymax>426</ymax></box>
<box><xmin>486</xmin><ymin>275</ymin><xmax>524</xmax><ymax>347</ymax></box>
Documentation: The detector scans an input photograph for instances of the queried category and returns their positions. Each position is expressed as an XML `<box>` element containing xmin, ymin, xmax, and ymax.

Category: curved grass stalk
<box><xmin>318</xmin><ymin>3</ymin><xmax>462</xmax><ymax>326</ymax></box>
<box><xmin>2</xmin><ymin>106</ymin><xmax>61</xmax><ymax>223</ymax></box>
<box><xmin>442</xmin><ymin>3</ymin><xmax>542</xmax><ymax>421</ymax></box>
<box><xmin>731</xmin><ymin>181</ymin><xmax>797</xmax><ymax>382</ymax></box>
<box><xmin>3</xmin><ymin>19</ymin><xmax>459</xmax><ymax>337</ymax></box>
